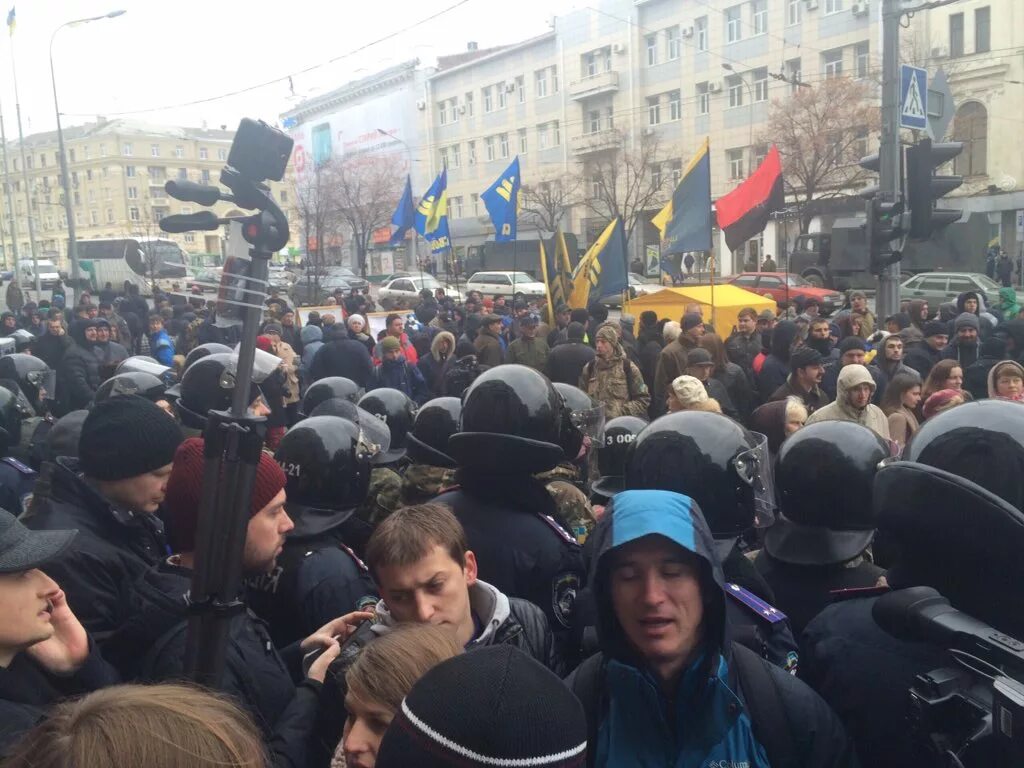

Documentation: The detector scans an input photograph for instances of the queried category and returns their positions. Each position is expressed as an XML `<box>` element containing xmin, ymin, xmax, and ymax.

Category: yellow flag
<box><xmin>569</xmin><ymin>218</ymin><xmax>618</xmax><ymax>309</ymax></box>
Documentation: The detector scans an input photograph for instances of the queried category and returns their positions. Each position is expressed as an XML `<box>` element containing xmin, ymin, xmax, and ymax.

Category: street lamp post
<box><xmin>50</xmin><ymin>10</ymin><xmax>126</xmax><ymax>288</ymax></box>
<box><xmin>376</xmin><ymin>127</ymin><xmax>418</xmax><ymax>277</ymax></box>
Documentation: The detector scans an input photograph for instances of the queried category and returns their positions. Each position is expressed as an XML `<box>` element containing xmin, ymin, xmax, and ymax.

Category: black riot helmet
<box><xmin>117</xmin><ymin>355</ymin><xmax>175</xmax><ymax>386</ymax></box>
<box><xmin>0</xmin><ymin>354</ymin><xmax>52</xmax><ymax>411</ymax></box>
<box><xmin>407</xmin><ymin>397</ymin><xmax>461</xmax><ymax>468</ymax></box>
<box><xmin>302</xmin><ymin>377</ymin><xmax>363</xmax><ymax>418</ymax></box>
<box><xmin>0</xmin><ymin>384</ymin><xmax>26</xmax><ymax>454</ymax></box>
<box><xmin>903</xmin><ymin>399</ymin><xmax>1024</xmax><ymax>511</ymax></box>
<box><xmin>95</xmin><ymin>372</ymin><xmax>167</xmax><ymax>404</ymax></box>
<box><xmin>625</xmin><ymin>411</ymin><xmax>774</xmax><ymax>540</ymax></box>
<box><xmin>552</xmin><ymin>383</ymin><xmax>604</xmax><ymax>462</ymax></box>
<box><xmin>592</xmin><ymin>415</ymin><xmax>648</xmax><ymax>499</ymax></box>
<box><xmin>765</xmin><ymin>421</ymin><xmax>889</xmax><ymax>566</ymax></box>
<box><xmin>358</xmin><ymin>388</ymin><xmax>417</xmax><ymax>464</ymax></box>
<box><xmin>274</xmin><ymin>416</ymin><xmax>378</xmax><ymax>538</ymax></box>
<box><xmin>449</xmin><ymin>364</ymin><xmax>563</xmax><ymax>474</ymax></box>
<box><xmin>174</xmin><ymin>353</ymin><xmax>262</xmax><ymax>430</ymax></box>
<box><xmin>184</xmin><ymin>342</ymin><xmax>232</xmax><ymax>372</ymax></box>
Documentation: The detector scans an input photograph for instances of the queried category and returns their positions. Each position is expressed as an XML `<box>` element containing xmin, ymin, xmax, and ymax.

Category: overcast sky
<box><xmin>7</xmin><ymin>0</ymin><xmax>577</xmax><ymax>137</ymax></box>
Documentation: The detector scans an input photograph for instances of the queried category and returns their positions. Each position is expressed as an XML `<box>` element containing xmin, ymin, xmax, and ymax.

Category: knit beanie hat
<box><xmin>380</xmin><ymin>336</ymin><xmax>402</xmax><ymax>353</ymax></box>
<box><xmin>839</xmin><ymin>336</ymin><xmax>867</xmax><ymax>354</ymax></box>
<box><xmin>255</xmin><ymin>335</ymin><xmax>274</xmax><ymax>352</ymax></box>
<box><xmin>163</xmin><ymin>437</ymin><xmax>286</xmax><ymax>553</ymax></box>
<box><xmin>78</xmin><ymin>396</ymin><xmax>183</xmax><ymax>481</ymax></box>
<box><xmin>347</xmin><ymin>313</ymin><xmax>366</xmax><ymax>330</ymax></box>
<box><xmin>670</xmin><ymin>375</ymin><xmax>709</xmax><ymax>407</ymax></box>
<box><xmin>375</xmin><ymin>646</ymin><xmax>587</xmax><ymax>768</ymax></box>
<box><xmin>682</xmin><ymin>312</ymin><xmax>703</xmax><ymax>331</ymax></box>
<box><xmin>954</xmin><ymin>312</ymin><xmax>980</xmax><ymax>332</ymax></box>
<box><xmin>790</xmin><ymin>346</ymin><xmax>824</xmax><ymax>371</ymax></box>
<box><xmin>922</xmin><ymin>388</ymin><xmax>963</xmax><ymax>421</ymax></box>
<box><xmin>261</xmin><ymin>321</ymin><xmax>284</xmax><ymax>337</ymax></box>
<box><xmin>924</xmin><ymin>320</ymin><xmax>948</xmax><ymax>337</ymax></box>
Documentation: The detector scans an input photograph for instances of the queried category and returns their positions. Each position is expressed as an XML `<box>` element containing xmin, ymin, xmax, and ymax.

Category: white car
<box><xmin>465</xmin><ymin>271</ymin><xmax>547</xmax><ymax>300</ymax></box>
<box><xmin>601</xmin><ymin>273</ymin><xmax>664</xmax><ymax>307</ymax></box>
<box><xmin>378</xmin><ymin>275</ymin><xmax>463</xmax><ymax>309</ymax></box>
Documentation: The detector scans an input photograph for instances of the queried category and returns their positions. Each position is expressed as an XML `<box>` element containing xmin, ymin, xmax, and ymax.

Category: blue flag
<box><xmin>481</xmin><ymin>156</ymin><xmax>520</xmax><ymax>242</ymax></box>
<box><xmin>414</xmin><ymin>170</ymin><xmax>451</xmax><ymax>255</ymax></box>
<box><xmin>390</xmin><ymin>175</ymin><xmax>415</xmax><ymax>245</ymax></box>
<box><xmin>652</xmin><ymin>138</ymin><xmax>713</xmax><ymax>255</ymax></box>
<box><xmin>569</xmin><ymin>217</ymin><xmax>629</xmax><ymax>308</ymax></box>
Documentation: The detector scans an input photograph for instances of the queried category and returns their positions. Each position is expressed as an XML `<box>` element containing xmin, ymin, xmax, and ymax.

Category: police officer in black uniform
<box><xmin>801</xmin><ymin>399</ymin><xmax>1024</xmax><ymax>768</ymax></box>
<box><xmin>401</xmin><ymin>396</ymin><xmax>460</xmax><ymax>505</ymax></box>
<box><xmin>0</xmin><ymin>384</ymin><xmax>36</xmax><ymax>514</ymax></box>
<box><xmin>170</xmin><ymin>353</ymin><xmax>270</xmax><ymax>436</ymax></box>
<box><xmin>624</xmin><ymin>410</ymin><xmax>800</xmax><ymax>672</ymax></box>
<box><xmin>589</xmin><ymin>415</ymin><xmax>647</xmax><ymax>503</ymax></box>
<box><xmin>299</xmin><ymin>376</ymin><xmax>363</xmax><ymax>418</ymax></box>
<box><xmin>434</xmin><ymin>365</ymin><xmax>585</xmax><ymax>655</ymax></box>
<box><xmin>0</xmin><ymin>354</ymin><xmax>56</xmax><ymax>468</ymax></box>
<box><xmin>246</xmin><ymin>415</ymin><xmax>379</xmax><ymax>649</ymax></box>
<box><xmin>752</xmin><ymin>420</ymin><xmax>888</xmax><ymax>635</ymax></box>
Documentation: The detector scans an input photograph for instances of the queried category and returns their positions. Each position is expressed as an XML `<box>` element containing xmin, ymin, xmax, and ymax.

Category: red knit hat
<box><xmin>163</xmin><ymin>437</ymin><xmax>286</xmax><ymax>552</ymax></box>
<box><xmin>255</xmin><ymin>335</ymin><xmax>274</xmax><ymax>352</ymax></box>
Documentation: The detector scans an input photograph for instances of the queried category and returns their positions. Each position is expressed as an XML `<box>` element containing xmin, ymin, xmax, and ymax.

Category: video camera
<box><xmin>874</xmin><ymin>587</ymin><xmax>1024</xmax><ymax>767</ymax></box>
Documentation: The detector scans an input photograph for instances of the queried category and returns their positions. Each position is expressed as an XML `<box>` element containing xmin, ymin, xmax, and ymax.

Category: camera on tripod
<box><xmin>874</xmin><ymin>587</ymin><xmax>1024</xmax><ymax>767</ymax></box>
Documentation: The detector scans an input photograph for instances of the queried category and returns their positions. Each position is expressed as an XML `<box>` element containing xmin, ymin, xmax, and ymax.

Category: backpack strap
<box><xmin>622</xmin><ymin>358</ymin><xmax>635</xmax><ymax>401</ymax></box>
<box><xmin>730</xmin><ymin>642</ymin><xmax>798</xmax><ymax>767</ymax></box>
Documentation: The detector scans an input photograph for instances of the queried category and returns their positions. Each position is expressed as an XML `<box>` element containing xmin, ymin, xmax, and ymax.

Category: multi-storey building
<box><xmin>0</xmin><ymin>118</ymin><xmax>294</xmax><ymax>270</ymax></box>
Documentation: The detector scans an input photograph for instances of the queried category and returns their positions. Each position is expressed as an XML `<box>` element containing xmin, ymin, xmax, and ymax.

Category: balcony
<box><xmin>569</xmin><ymin>129</ymin><xmax>623</xmax><ymax>156</ymax></box>
<box><xmin>568</xmin><ymin>70</ymin><xmax>620</xmax><ymax>101</ymax></box>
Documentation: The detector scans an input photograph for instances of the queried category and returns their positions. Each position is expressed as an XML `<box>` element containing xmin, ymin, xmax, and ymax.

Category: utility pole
<box><xmin>876</xmin><ymin>0</ymin><xmax>903</xmax><ymax>321</ymax></box>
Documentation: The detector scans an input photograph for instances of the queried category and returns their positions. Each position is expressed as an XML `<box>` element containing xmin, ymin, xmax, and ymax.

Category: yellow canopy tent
<box><xmin>624</xmin><ymin>284</ymin><xmax>776</xmax><ymax>335</ymax></box>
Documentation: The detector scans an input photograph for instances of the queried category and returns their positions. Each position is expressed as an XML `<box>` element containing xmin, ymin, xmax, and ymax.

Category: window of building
<box><xmin>183</xmin><ymin>232</ymin><xmax>195</xmax><ymax>244</ymax></box>
<box><xmin>552</xmin><ymin>121</ymin><xmax>561</xmax><ymax>145</ymax></box>
<box><xmin>752</xmin><ymin>0</ymin><xmax>767</xmax><ymax>35</ymax></box>
<box><xmin>856</xmin><ymin>42</ymin><xmax>870</xmax><ymax>78</ymax></box>
<box><xmin>753</xmin><ymin>144</ymin><xmax>768</xmax><ymax>169</ymax></box>
<box><xmin>74</xmin><ymin>211</ymin><xmax>82</xmax><ymax>226</ymax></box>
<box><xmin>175</xmin><ymin>146</ymin><xmax>185</xmax><ymax>158</ymax></box>
<box><xmin>176</xmin><ymin>167</ymin><xmax>187</xmax><ymax>180</ymax></box>
<box><xmin>754</xmin><ymin>68</ymin><xmax>768</xmax><ymax>101</ymax></box>
<box><xmin>853</xmin><ymin>128</ymin><xmax>869</xmax><ymax>160</ymax></box>
<box><xmin>150</xmin><ymin>144</ymin><xmax>159</xmax><ymax>157</ymax></box>
<box><xmin>823</xmin><ymin>49</ymin><xmax>843</xmax><ymax>78</ymax></box>
<box><xmin>535</xmin><ymin>69</ymin><xmax>548</xmax><ymax>97</ymax></box>
<box><xmin>201</xmin><ymin>169</ymin><xmax>210</xmax><ymax>183</ymax></box>
<box><xmin>727</xmin><ymin>75</ymin><xmax>744</xmax><ymax>108</ymax></box>
<box><xmin>39</xmin><ymin>154</ymin><xmax>47</xmax><ymax>168</ymax></box>
<box><xmin>539</xmin><ymin>124</ymin><xmax>549</xmax><ymax>150</ymax></box>
<box><xmin>584</xmin><ymin>51</ymin><xmax>598</xmax><ymax>77</ymax></box>
<box><xmin>86</xmin><ymin>169</ymin><xmax>93</xmax><ymax>181</ymax></box>
<box><xmin>468</xmin><ymin>140</ymin><xmax>476</xmax><ymax>164</ymax></box>
<box><xmin>471</xmin><ymin>192</ymin><xmax>480</xmax><ymax>216</ymax></box>
<box><xmin>728</xmin><ymin>148</ymin><xmax>745</xmax><ymax>179</ymax></box>
<box><xmin>670</xmin><ymin>159</ymin><xmax>683</xmax><ymax>186</ymax></box>
<box><xmin>787</xmin><ymin>58</ymin><xmax>802</xmax><ymax>92</ymax></box>
<box><xmin>129</xmin><ymin>207</ymin><xmax>140</xmax><ymax>221</ymax></box>
<box><xmin>953</xmin><ymin>102</ymin><xmax>987</xmax><ymax>176</ymax></box>
<box><xmin>726</xmin><ymin>6</ymin><xmax>742</xmax><ymax>43</ymax></box>
<box><xmin>126</xmin><ymin>165</ymin><xmax>136</xmax><ymax>177</ymax></box>
<box><xmin>650</xmin><ymin>163</ymin><xmax>662</xmax><ymax>188</ymax></box>
<box><xmin>667</xmin><ymin>26</ymin><xmax>680</xmax><ymax>60</ymax></box>
<box><xmin>465</xmin><ymin>92</ymin><xmax>474</xmax><ymax>117</ymax></box>
<box><xmin>697</xmin><ymin>82</ymin><xmax>710</xmax><ymax>115</ymax></box>
<box><xmin>87</xmin><ymin>189</ymin><xmax>95</xmax><ymax>203</ymax></box>
<box><xmin>439</xmin><ymin>147</ymin><xmax>449</xmax><ymax>168</ymax></box>
<box><xmin>825</xmin><ymin>0</ymin><xmax>843</xmax><ymax>13</ymax></box>
<box><xmin>696</xmin><ymin>16</ymin><xmax>708</xmax><ymax>51</ymax></box>
<box><xmin>147</xmin><ymin>166</ymin><xmax>166</xmax><ymax>181</ymax></box>
<box><xmin>122</xmin><ymin>143</ymin><xmax>133</xmax><ymax>156</ymax></box>
<box><xmin>516</xmin><ymin>75</ymin><xmax>525</xmax><ymax>103</ymax></box>
<box><xmin>647</xmin><ymin>96</ymin><xmax>661</xmax><ymax>125</ymax></box>
<box><xmin>450</xmin><ymin>195</ymin><xmax>463</xmax><ymax>219</ymax></box>
<box><xmin>588</xmin><ymin>109</ymin><xmax>601</xmax><ymax>133</ymax></box>
<box><xmin>519</xmin><ymin>129</ymin><xmax>528</xmax><ymax>154</ymax></box>
<box><xmin>450</xmin><ymin>98</ymin><xmax>459</xmax><ymax>123</ymax></box>
<box><xmin>975</xmin><ymin>7</ymin><xmax>990</xmax><ymax>53</ymax></box>
<box><xmin>485</xmin><ymin>136</ymin><xmax>495</xmax><ymax>161</ymax></box>
<box><xmin>106</xmin><ymin>208</ymin><xmax>114</xmax><ymax>223</ymax></box>
<box><xmin>668</xmin><ymin>90</ymin><xmax>682</xmax><ymax>120</ymax></box>
<box><xmin>127</xmin><ymin>186</ymin><xmax>138</xmax><ymax>200</ymax></box>
<box><xmin>483</xmin><ymin>86</ymin><xmax>493</xmax><ymax>113</ymax></box>
<box><xmin>89</xmin><ymin>210</ymin><xmax>98</xmax><ymax>225</ymax></box>
<box><xmin>497</xmin><ymin>82</ymin><xmax>508</xmax><ymax>109</ymax></box>
<box><xmin>604</xmin><ymin>106</ymin><xmax>615</xmax><ymax>130</ymax></box>
<box><xmin>199</xmin><ymin>147</ymin><xmax>208</xmax><ymax>160</ymax></box>
<box><xmin>787</xmin><ymin>0</ymin><xmax>801</xmax><ymax>25</ymax></box>
<box><xmin>217</xmin><ymin>148</ymin><xmax>227</xmax><ymax>161</ymax></box>
<box><xmin>99</xmin><ymin>143</ymin><xmax>106</xmax><ymax>157</ymax></box>
<box><xmin>499</xmin><ymin>133</ymin><xmax>509</xmax><ymax>158</ymax></box>
<box><xmin>451</xmin><ymin>144</ymin><xmax>461</xmax><ymax>169</ymax></box>
<box><xmin>552</xmin><ymin>66</ymin><xmax>560</xmax><ymax>93</ymax></box>
<box><xmin>439</xmin><ymin>101</ymin><xmax>448</xmax><ymax>125</ymax></box>
<box><xmin>646</xmin><ymin>34</ymin><xmax>658</xmax><ymax>66</ymax></box>
<box><xmin>84</xmin><ymin>146</ymin><xmax>90</xmax><ymax>160</ymax></box>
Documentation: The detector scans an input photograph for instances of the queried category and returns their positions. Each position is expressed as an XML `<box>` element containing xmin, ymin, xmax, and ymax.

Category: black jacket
<box><xmin>124</xmin><ymin>561</ymin><xmax>322</xmax><ymax>768</ymax></box>
<box><xmin>714</xmin><ymin>362</ymin><xmax>754</xmax><ymax>421</ymax></box>
<box><xmin>636</xmin><ymin>330</ymin><xmax>662</xmax><ymax>394</ymax></box>
<box><xmin>756</xmin><ymin>321</ymin><xmax>799</xmax><ymax>403</ymax></box>
<box><xmin>32</xmin><ymin>332</ymin><xmax>72</xmax><ymax>372</ymax></box>
<box><xmin>725</xmin><ymin>329</ymin><xmax>762</xmax><ymax>374</ymax></box>
<box><xmin>308</xmin><ymin>336</ymin><xmax>375</xmax><ymax>388</ymax></box>
<box><xmin>903</xmin><ymin>339</ymin><xmax>941</xmax><ymax>378</ymax></box>
<box><xmin>21</xmin><ymin>459</ymin><xmax>166</xmax><ymax>653</ymax></box>
<box><xmin>546</xmin><ymin>342</ymin><xmax>596</xmax><ymax>386</ymax></box>
<box><xmin>57</xmin><ymin>323</ymin><xmax>102</xmax><ymax>412</ymax></box>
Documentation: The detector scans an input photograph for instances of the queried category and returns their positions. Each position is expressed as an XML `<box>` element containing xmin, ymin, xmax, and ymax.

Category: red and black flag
<box><xmin>715</xmin><ymin>145</ymin><xmax>784</xmax><ymax>252</ymax></box>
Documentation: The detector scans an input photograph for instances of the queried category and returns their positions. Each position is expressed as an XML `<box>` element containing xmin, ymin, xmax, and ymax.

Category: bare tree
<box><xmin>579</xmin><ymin>130</ymin><xmax>671</xmax><ymax>249</ymax></box>
<box><xmin>520</xmin><ymin>174</ymin><xmax>584</xmax><ymax>236</ymax></box>
<box><xmin>293</xmin><ymin>157</ymin><xmax>344</xmax><ymax>298</ymax></box>
<box><xmin>761</xmin><ymin>76</ymin><xmax>881</xmax><ymax>233</ymax></box>
<box><xmin>333</xmin><ymin>153</ymin><xmax>405</xmax><ymax>279</ymax></box>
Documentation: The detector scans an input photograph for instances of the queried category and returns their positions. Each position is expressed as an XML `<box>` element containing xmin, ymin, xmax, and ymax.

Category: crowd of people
<box><xmin>0</xmin><ymin>274</ymin><xmax>1020</xmax><ymax>768</ymax></box>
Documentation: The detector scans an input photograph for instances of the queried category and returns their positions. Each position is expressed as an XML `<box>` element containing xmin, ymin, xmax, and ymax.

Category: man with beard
<box><xmin>805</xmin><ymin>317</ymin><xmax>836</xmax><ymax>359</ymax></box>
<box><xmin>91</xmin><ymin>319</ymin><xmax>129</xmax><ymax>381</ymax></box>
<box><xmin>874</xmin><ymin>334</ymin><xmax>914</xmax><ymax>383</ymax></box>
<box><xmin>941</xmin><ymin>313</ymin><xmax>981</xmax><ymax>368</ymax></box>
<box><xmin>902</xmin><ymin>320</ymin><xmax>947</xmax><ymax>377</ymax></box>
<box><xmin>770</xmin><ymin>346</ymin><xmax>829</xmax><ymax>414</ymax></box>
<box><xmin>806</xmin><ymin>364</ymin><xmax>890</xmax><ymax>439</ymax></box>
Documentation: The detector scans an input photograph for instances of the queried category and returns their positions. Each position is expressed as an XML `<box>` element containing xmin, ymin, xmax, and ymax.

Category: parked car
<box><xmin>601</xmin><ymin>273</ymin><xmax>664</xmax><ymax>307</ymax></box>
<box><xmin>465</xmin><ymin>271</ymin><xmax>547</xmax><ymax>300</ymax></box>
<box><xmin>378</xmin><ymin>275</ymin><xmax>463</xmax><ymax>309</ymax></box>
<box><xmin>325</xmin><ymin>266</ymin><xmax>368</xmax><ymax>292</ymax></box>
<box><xmin>900</xmin><ymin>271</ymin><xmax>1024</xmax><ymax>312</ymax></box>
<box><xmin>290</xmin><ymin>275</ymin><xmax>353</xmax><ymax>307</ymax></box>
<box><xmin>189</xmin><ymin>267</ymin><xmax>223</xmax><ymax>292</ymax></box>
<box><xmin>726</xmin><ymin>272</ymin><xmax>844</xmax><ymax>315</ymax></box>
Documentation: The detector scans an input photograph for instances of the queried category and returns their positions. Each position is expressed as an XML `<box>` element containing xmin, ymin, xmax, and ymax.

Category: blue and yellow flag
<box><xmin>569</xmin><ymin>217</ymin><xmax>628</xmax><ymax>309</ymax></box>
<box><xmin>6</xmin><ymin>7</ymin><xmax>14</xmax><ymax>36</ymax></box>
<box><xmin>390</xmin><ymin>175</ymin><xmax>415</xmax><ymax>246</ymax></box>
<box><xmin>414</xmin><ymin>170</ymin><xmax>451</xmax><ymax>254</ymax></box>
<box><xmin>481</xmin><ymin>156</ymin><xmax>520</xmax><ymax>242</ymax></box>
<box><xmin>550</xmin><ymin>228</ymin><xmax>573</xmax><ymax>307</ymax></box>
<box><xmin>652</xmin><ymin>138</ymin><xmax>712</xmax><ymax>255</ymax></box>
<box><xmin>538</xmin><ymin>240</ymin><xmax>556</xmax><ymax>325</ymax></box>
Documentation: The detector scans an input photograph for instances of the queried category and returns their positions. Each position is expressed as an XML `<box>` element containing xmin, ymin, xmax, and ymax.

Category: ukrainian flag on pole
<box><xmin>481</xmin><ymin>156</ymin><xmax>520</xmax><ymax>242</ymax></box>
<box><xmin>414</xmin><ymin>170</ymin><xmax>451</xmax><ymax>255</ymax></box>
<box><xmin>569</xmin><ymin>217</ymin><xmax>628</xmax><ymax>309</ymax></box>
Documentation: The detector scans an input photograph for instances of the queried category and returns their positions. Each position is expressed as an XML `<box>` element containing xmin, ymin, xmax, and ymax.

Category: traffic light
<box><xmin>906</xmin><ymin>138</ymin><xmax>963</xmax><ymax>240</ymax></box>
<box><xmin>864</xmin><ymin>197</ymin><xmax>904</xmax><ymax>274</ymax></box>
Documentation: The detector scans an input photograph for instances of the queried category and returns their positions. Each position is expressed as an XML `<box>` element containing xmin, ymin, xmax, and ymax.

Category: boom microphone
<box><xmin>159</xmin><ymin>211</ymin><xmax>222</xmax><ymax>233</ymax></box>
<box><xmin>165</xmin><ymin>179</ymin><xmax>222</xmax><ymax>206</ymax></box>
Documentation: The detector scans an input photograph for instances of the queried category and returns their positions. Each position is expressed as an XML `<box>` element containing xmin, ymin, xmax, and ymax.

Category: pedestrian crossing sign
<box><xmin>900</xmin><ymin>65</ymin><xmax>928</xmax><ymax>130</ymax></box>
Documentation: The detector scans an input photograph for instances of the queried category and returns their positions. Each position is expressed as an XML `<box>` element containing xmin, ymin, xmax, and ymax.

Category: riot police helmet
<box><xmin>358</xmin><ymin>388</ymin><xmax>417</xmax><ymax>464</ymax></box>
<box><xmin>174</xmin><ymin>353</ymin><xmax>262</xmax><ymax>430</ymax></box>
<box><xmin>183</xmin><ymin>342</ymin><xmax>232</xmax><ymax>372</ymax></box>
<box><xmin>591</xmin><ymin>415</ymin><xmax>648</xmax><ymax>499</ymax></box>
<box><xmin>0</xmin><ymin>354</ymin><xmax>52</xmax><ymax>411</ymax></box>
<box><xmin>552</xmin><ymin>383</ymin><xmax>605</xmax><ymax>463</ymax></box>
<box><xmin>0</xmin><ymin>384</ymin><xmax>27</xmax><ymax>455</ymax></box>
<box><xmin>301</xmin><ymin>377</ymin><xmax>363</xmax><ymax>418</ymax></box>
<box><xmin>95</xmin><ymin>372</ymin><xmax>167</xmax><ymax>404</ymax></box>
<box><xmin>406</xmin><ymin>397</ymin><xmax>461</xmax><ymax>468</ymax></box>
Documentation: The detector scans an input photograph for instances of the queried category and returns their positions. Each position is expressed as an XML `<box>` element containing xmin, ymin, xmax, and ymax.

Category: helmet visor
<box><xmin>118</xmin><ymin>356</ymin><xmax>175</xmax><ymax>384</ymax></box>
<box><xmin>231</xmin><ymin>344</ymin><xmax>281</xmax><ymax>384</ymax></box>
<box><xmin>27</xmin><ymin>369</ymin><xmax>57</xmax><ymax>402</ymax></box>
<box><xmin>570</xmin><ymin>403</ymin><xmax>606</xmax><ymax>443</ymax></box>
<box><xmin>735</xmin><ymin>431</ymin><xmax>776</xmax><ymax>528</ymax></box>
<box><xmin>1</xmin><ymin>383</ymin><xmax>35</xmax><ymax>418</ymax></box>
<box><xmin>308</xmin><ymin>399</ymin><xmax>392</xmax><ymax>459</ymax></box>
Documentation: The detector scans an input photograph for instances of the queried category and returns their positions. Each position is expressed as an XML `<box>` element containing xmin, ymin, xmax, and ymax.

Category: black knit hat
<box><xmin>79</xmin><ymin>396</ymin><xmax>183</xmax><ymax>481</ymax></box>
<box><xmin>376</xmin><ymin>646</ymin><xmax>587</xmax><ymax>768</ymax></box>
<box><xmin>790</xmin><ymin>346</ymin><xmax>824</xmax><ymax>371</ymax></box>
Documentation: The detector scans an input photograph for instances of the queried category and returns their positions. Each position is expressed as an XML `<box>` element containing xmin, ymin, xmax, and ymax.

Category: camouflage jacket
<box><xmin>578</xmin><ymin>354</ymin><xmax>651</xmax><ymax>419</ymax></box>
<box><xmin>401</xmin><ymin>463</ymin><xmax>457</xmax><ymax>506</ymax></box>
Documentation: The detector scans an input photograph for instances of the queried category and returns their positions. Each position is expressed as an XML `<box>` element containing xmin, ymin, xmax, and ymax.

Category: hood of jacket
<box><xmin>769</xmin><ymin>320</ymin><xmax>798</xmax><ymax>362</ymax></box>
<box><xmin>372</xmin><ymin>579</ymin><xmax>511</xmax><ymax>647</ymax></box>
<box><xmin>837</xmin><ymin>363</ymin><xmax>876</xmax><ymax>419</ymax></box>
<box><xmin>956</xmin><ymin>291</ymin><xmax>985</xmax><ymax>315</ymax></box>
<box><xmin>68</xmin><ymin>319</ymin><xmax>96</xmax><ymax>348</ymax></box>
<box><xmin>908</xmin><ymin>299</ymin><xmax>929</xmax><ymax>328</ymax></box>
<box><xmin>300</xmin><ymin>324</ymin><xmax>323</xmax><ymax>344</ymax></box>
<box><xmin>988</xmin><ymin>359</ymin><xmax>1024</xmax><ymax>399</ymax></box>
<box><xmin>590</xmin><ymin>490</ymin><xmax>726</xmax><ymax>668</ymax></box>
<box><xmin>999</xmin><ymin>287</ymin><xmax>1021</xmax><ymax>312</ymax></box>
<box><xmin>898</xmin><ymin>326</ymin><xmax>925</xmax><ymax>346</ymax></box>
<box><xmin>430</xmin><ymin>331</ymin><xmax>456</xmax><ymax>362</ymax></box>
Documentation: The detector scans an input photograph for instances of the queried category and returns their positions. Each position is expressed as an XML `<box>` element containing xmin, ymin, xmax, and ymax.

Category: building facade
<box><xmin>0</xmin><ymin>118</ymin><xmax>293</xmax><ymax>271</ymax></box>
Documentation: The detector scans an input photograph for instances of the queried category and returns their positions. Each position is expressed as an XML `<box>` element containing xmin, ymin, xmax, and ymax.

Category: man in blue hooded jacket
<box><xmin>569</xmin><ymin>489</ymin><xmax>854</xmax><ymax>768</ymax></box>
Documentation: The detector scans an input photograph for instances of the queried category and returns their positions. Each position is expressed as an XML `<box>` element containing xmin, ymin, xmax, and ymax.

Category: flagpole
<box><xmin>8</xmin><ymin>27</ymin><xmax>39</xmax><ymax>294</ymax></box>
<box><xmin>0</xmin><ymin>87</ymin><xmax>18</xmax><ymax>278</ymax></box>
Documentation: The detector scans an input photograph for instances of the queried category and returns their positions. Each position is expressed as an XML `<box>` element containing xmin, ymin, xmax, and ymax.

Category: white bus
<box><xmin>76</xmin><ymin>237</ymin><xmax>189</xmax><ymax>295</ymax></box>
